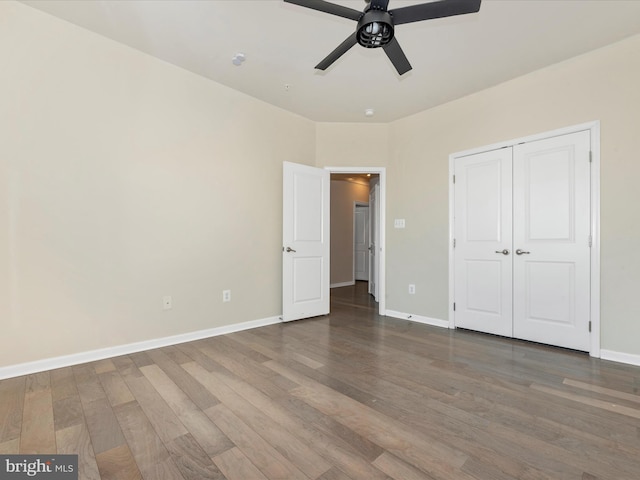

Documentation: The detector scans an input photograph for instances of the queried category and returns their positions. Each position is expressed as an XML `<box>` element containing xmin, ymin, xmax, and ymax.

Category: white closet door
<box><xmin>454</xmin><ymin>147</ymin><xmax>513</xmax><ymax>337</ymax></box>
<box><xmin>512</xmin><ymin>131</ymin><xmax>591</xmax><ymax>350</ymax></box>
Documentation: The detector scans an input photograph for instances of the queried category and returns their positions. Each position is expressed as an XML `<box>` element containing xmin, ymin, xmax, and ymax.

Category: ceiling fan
<box><xmin>284</xmin><ymin>0</ymin><xmax>481</xmax><ymax>75</ymax></box>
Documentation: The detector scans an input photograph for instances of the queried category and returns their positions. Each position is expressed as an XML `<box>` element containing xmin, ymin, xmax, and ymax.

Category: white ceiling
<box><xmin>20</xmin><ymin>0</ymin><xmax>640</xmax><ymax>123</ymax></box>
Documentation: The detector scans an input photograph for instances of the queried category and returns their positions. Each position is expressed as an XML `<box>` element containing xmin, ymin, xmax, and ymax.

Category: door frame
<box><xmin>326</xmin><ymin>167</ymin><xmax>386</xmax><ymax>316</ymax></box>
<box><xmin>448</xmin><ymin>121</ymin><xmax>601</xmax><ymax>357</ymax></box>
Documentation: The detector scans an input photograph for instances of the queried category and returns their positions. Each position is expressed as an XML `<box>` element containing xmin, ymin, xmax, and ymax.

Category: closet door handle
<box><xmin>515</xmin><ymin>249</ymin><xmax>530</xmax><ymax>255</ymax></box>
<box><xmin>495</xmin><ymin>249</ymin><xmax>510</xmax><ymax>255</ymax></box>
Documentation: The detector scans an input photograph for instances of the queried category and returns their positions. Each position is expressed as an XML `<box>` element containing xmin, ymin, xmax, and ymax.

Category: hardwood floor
<box><xmin>1</xmin><ymin>282</ymin><xmax>640</xmax><ymax>479</ymax></box>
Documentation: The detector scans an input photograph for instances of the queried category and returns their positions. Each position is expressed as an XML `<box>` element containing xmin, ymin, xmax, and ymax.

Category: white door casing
<box><xmin>512</xmin><ymin>131</ymin><xmax>591</xmax><ymax>351</ymax></box>
<box><xmin>454</xmin><ymin>147</ymin><xmax>514</xmax><ymax>337</ymax></box>
<box><xmin>282</xmin><ymin>162</ymin><xmax>330</xmax><ymax>322</ymax></box>
<box><xmin>354</xmin><ymin>204</ymin><xmax>370</xmax><ymax>281</ymax></box>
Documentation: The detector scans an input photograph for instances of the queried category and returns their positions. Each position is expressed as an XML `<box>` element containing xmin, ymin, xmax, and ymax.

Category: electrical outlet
<box><xmin>222</xmin><ymin>290</ymin><xmax>231</xmax><ymax>303</ymax></box>
<box><xmin>163</xmin><ymin>295</ymin><xmax>172</xmax><ymax>310</ymax></box>
<box><xmin>408</xmin><ymin>284</ymin><xmax>415</xmax><ymax>295</ymax></box>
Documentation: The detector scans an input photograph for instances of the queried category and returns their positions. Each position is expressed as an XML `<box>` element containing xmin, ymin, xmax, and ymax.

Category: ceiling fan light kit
<box><xmin>284</xmin><ymin>0</ymin><xmax>481</xmax><ymax>75</ymax></box>
<box><xmin>357</xmin><ymin>10</ymin><xmax>393</xmax><ymax>48</ymax></box>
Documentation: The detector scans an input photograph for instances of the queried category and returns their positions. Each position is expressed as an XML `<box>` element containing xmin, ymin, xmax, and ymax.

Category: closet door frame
<box><xmin>448</xmin><ymin>121</ymin><xmax>601</xmax><ymax>357</ymax></box>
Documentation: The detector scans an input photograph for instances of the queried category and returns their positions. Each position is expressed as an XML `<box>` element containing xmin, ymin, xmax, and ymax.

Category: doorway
<box><xmin>328</xmin><ymin>167</ymin><xmax>386</xmax><ymax>316</ymax></box>
<box><xmin>282</xmin><ymin>164</ymin><xmax>386</xmax><ymax>321</ymax></box>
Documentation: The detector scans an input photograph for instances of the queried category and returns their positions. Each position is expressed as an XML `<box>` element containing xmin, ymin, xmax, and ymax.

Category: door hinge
<box><xmin>453</xmin><ymin>302</ymin><xmax>456</xmax><ymax>312</ymax></box>
<box><xmin>453</xmin><ymin>174</ymin><xmax>456</xmax><ymax>184</ymax></box>
<box><xmin>589</xmin><ymin>321</ymin><xmax>592</xmax><ymax>332</ymax></box>
<box><xmin>588</xmin><ymin>235</ymin><xmax>593</xmax><ymax>247</ymax></box>
<box><xmin>589</xmin><ymin>151</ymin><xmax>593</xmax><ymax>163</ymax></box>
<box><xmin>453</xmin><ymin>238</ymin><xmax>456</xmax><ymax>248</ymax></box>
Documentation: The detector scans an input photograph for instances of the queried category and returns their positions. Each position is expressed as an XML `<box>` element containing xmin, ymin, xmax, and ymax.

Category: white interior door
<box><xmin>453</xmin><ymin>129</ymin><xmax>592</xmax><ymax>351</ymax></box>
<box><xmin>454</xmin><ymin>148</ymin><xmax>513</xmax><ymax>337</ymax></box>
<box><xmin>282</xmin><ymin>162</ymin><xmax>330</xmax><ymax>322</ymax></box>
<box><xmin>354</xmin><ymin>204</ymin><xmax>369</xmax><ymax>281</ymax></box>
<box><xmin>512</xmin><ymin>131</ymin><xmax>591</xmax><ymax>350</ymax></box>
<box><xmin>369</xmin><ymin>182</ymin><xmax>380</xmax><ymax>301</ymax></box>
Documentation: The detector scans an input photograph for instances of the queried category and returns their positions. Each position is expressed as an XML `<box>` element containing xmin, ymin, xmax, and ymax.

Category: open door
<box><xmin>282</xmin><ymin>162</ymin><xmax>330</xmax><ymax>322</ymax></box>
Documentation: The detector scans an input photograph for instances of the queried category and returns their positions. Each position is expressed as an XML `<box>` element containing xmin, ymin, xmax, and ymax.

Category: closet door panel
<box><xmin>454</xmin><ymin>148</ymin><xmax>513</xmax><ymax>337</ymax></box>
<box><xmin>512</xmin><ymin>131</ymin><xmax>591</xmax><ymax>351</ymax></box>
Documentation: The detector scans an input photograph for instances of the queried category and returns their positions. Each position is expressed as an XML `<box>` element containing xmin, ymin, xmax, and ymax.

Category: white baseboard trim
<box><xmin>385</xmin><ymin>310</ymin><xmax>450</xmax><ymax>329</ymax></box>
<box><xmin>330</xmin><ymin>281</ymin><xmax>355</xmax><ymax>288</ymax></box>
<box><xmin>600</xmin><ymin>349</ymin><xmax>640</xmax><ymax>367</ymax></box>
<box><xmin>0</xmin><ymin>315</ymin><xmax>282</xmax><ymax>381</ymax></box>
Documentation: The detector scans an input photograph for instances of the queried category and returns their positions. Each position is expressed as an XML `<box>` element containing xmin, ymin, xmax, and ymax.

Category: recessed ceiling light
<box><xmin>364</xmin><ymin>108</ymin><xmax>375</xmax><ymax>117</ymax></box>
<box><xmin>232</xmin><ymin>53</ymin><xmax>246</xmax><ymax>66</ymax></box>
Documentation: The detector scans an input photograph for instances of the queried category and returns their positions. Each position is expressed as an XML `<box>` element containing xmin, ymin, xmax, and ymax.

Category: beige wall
<box><xmin>387</xmin><ymin>34</ymin><xmax>640</xmax><ymax>356</ymax></box>
<box><xmin>330</xmin><ymin>180</ymin><xmax>370</xmax><ymax>286</ymax></box>
<box><xmin>0</xmin><ymin>2</ymin><xmax>314</xmax><ymax>368</ymax></box>
<box><xmin>316</xmin><ymin>123</ymin><xmax>390</xmax><ymax>168</ymax></box>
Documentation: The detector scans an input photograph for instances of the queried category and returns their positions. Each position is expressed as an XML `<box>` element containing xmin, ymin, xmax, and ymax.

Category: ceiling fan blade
<box><xmin>284</xmin><ymin>0</ymin><xmax>362</xmax><ymax>21</ymax></box>
<box><xmin>382</xmin><ymin>37</ymin><xmax>412</xmax><ymax>75</ymax></box>
<box><xmin>315</xmin><ymin>33</ymin><xmax>358</xmax><ymax>70</ymax></box>
<box><xmin>390</xmin><ymin>0</ymin><xmax>481</xmax><ymax>26</ymax></box>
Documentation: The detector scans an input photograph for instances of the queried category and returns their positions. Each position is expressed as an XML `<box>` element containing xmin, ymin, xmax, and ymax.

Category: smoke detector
<box><xmin>232</xmin><ymin>53</ymin><xmax>246</xmax><ymax>66</ymax></box>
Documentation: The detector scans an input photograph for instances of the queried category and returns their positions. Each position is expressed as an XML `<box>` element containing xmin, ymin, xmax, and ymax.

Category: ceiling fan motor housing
<box><xmin>357</xmin><ymin>10</ymin><xmax>394</xmax><ymax>48</ymax></box>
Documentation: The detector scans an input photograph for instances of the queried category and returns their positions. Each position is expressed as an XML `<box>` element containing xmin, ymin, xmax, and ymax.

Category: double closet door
<box><xmin>453</xmin><ymin>130</ymin><xmax>591</xmax><ymax>351</ymax></box>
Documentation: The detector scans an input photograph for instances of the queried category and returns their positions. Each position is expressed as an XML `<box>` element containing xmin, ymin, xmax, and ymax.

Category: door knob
<box><xmin>515</xmin><ymin>249</ymin><xmax>530</xmax><ymax>255</ymax></box>
<box><xmin>285</xmin><ymin>246</ymin><xmax>296</xmax><ymax>253</ymax></box>
<box><xmin>495</xmin><ymin>249</ymin><xmax>510</xmax><ymax>255</ymax></box>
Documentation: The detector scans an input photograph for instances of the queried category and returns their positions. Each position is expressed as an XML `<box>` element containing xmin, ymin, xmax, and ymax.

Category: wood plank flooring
<box><xmin>1</xmin><ymin>282</ymin><xmax>640</xmax><ymax>479</ymax></box>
